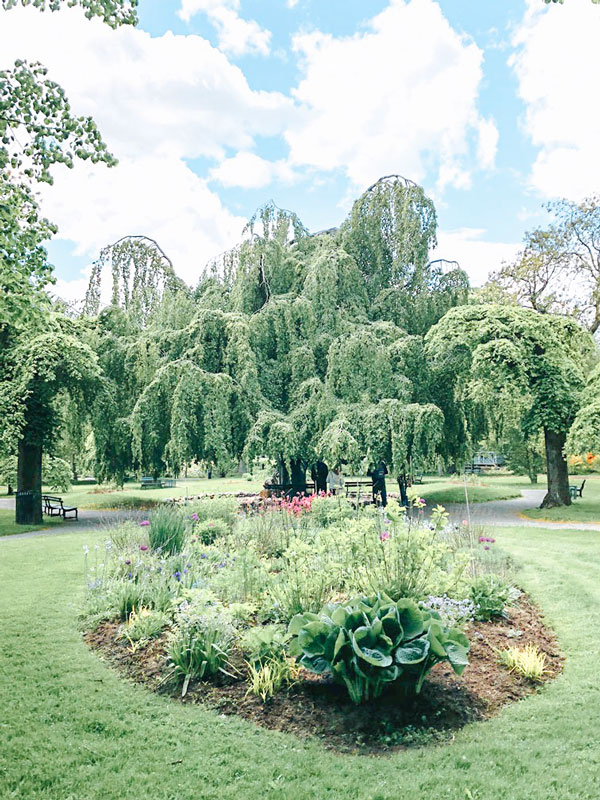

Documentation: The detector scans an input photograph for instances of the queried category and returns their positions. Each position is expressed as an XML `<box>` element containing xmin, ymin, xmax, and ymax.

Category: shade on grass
<box><xmin>1</xmin><ymin>525</ymin><xmax>600</xmax><ymax>799</ymax></box>
<box><xmin>0</xmin><ymin>509</ymin><xmax>64</xmax><ymax>538</ymax></box>
<box><xmin>522</xmin><ymin>475</ymin><xmax>600</xmax><ymax>524</ymax></box>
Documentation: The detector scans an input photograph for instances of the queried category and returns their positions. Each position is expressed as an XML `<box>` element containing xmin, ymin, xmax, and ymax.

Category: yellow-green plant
<box><xmin>245</xmin><ymin>656</ymin><xmax>299</xmax><ymax>702</ymax></box>
<box><xmin>497</xmin><ymin>644</ymin><xmax>547</xmax><ymax>681</ymax></box>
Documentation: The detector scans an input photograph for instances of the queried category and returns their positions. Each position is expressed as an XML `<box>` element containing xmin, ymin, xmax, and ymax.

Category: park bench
<box><xmin>345</xmin><ymin>480</ymin><xmax>373</xmax><ymax>504</ymax></box>
<box><xmin>464</xmin><ymin>464</ymin><xmax>482</xmax><ymax>475</ymax></box>
<box><xmin>42</xmin><ymin>495</ymin><xmax>78</xmax><ymax>520</ymax></box>
<box><xmin>569</xmin><ymin>479</ymin><xmax>586</xmax><ymax>500</ymax></box>
<box><xmin>140</xmin><ymin>477</ymin><xmax>177</xmax><ymax>489</ymax></box>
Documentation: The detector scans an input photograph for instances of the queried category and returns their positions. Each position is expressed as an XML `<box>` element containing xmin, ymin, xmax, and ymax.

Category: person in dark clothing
<box><xmin>368</xmin><ymin>459</ymin><xmax>388</xmax><ymax>507</ymax></box>
<box><xmin>311</xmin><ymin>461</ymin><xmax>328</xmax><ymax>494</ymax></box>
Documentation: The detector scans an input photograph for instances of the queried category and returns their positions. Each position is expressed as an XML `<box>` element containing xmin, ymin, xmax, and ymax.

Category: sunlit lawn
<box><xmin>1</xmin><ymin>523</ymin><xmax>600</xmax><ymax>799</ymax></box>
<box><xmin>0</xmin><ymin>509</ymin><xmax>64</xmax><ymax>537</ymax></box>
<box><xmin>521</xmin><ymin>474</ymin><xmax>600</xmax><ymax>523</ymax></box>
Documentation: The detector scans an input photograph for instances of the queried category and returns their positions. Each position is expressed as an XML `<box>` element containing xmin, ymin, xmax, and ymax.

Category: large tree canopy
<box><xmin>87</xmin><ymin>177</ymin><xmax>468</xmax><ymax>498</ymax></box>
<box><xmin>426</xmin><ymin>304</ymin><xmax>595</xmax><ymax>507</ymax></box>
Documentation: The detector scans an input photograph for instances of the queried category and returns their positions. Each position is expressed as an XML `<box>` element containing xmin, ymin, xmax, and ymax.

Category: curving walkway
<box><xmin>442</xmin><ymin>488</ymin><xmax>600</xmax><ymax>530</ymax></box>
<box><xmin>3</xmin><ymin>488</ymin><xmax>600</xmax><ymax>540</ymax></box>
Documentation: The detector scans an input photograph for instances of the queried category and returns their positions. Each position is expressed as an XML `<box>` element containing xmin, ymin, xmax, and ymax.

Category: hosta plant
<box><xmin>288</xmin><ymin>593</ymin><xmax>469</xmax><ymax>704</ymax></box>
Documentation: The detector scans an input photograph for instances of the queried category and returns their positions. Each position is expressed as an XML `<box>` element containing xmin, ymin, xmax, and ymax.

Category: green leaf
<box><xmin>395</xmin><ymin>635</ymin><xmax>430</xmax><ymax>665</ymax></box>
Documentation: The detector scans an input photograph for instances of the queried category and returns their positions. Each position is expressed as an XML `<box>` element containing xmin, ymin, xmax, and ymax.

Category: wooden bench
<box><xmin>464</xmin><ymin>464</ymin><xmax>482</xmax><ymax>475</ymax></box>
<box><xmin>42</xmin><ymin>495</ymin><xmax>78</xmax><ymax>520</ymax></box>
<box><xmin>140</xmin><ymin>477</ymin><xmax>177</xmax><ymax>489</ymax></box>
<box><xmin>569</xmin><ymin>479</ymin><xmax>586</xmax><ymax>500</ymax></box>
<box><xmin>345</xmin><ymin>480</ymin><xmax>373</xmax><ymax>504</ymax></box>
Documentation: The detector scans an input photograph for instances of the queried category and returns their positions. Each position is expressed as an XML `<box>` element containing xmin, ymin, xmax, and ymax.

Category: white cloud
<box><xmin>510</xmin><ymin>0</ymin><xmax>600</xmax><ymax>199</ymax></box>
<box><xmin>209</xmin><ymin>151</ymin><xmax>297</xmax><ymax>188</ymax></box>
<box><xmin>0</xmin><ymin>7</ymin><xmax>293</xmax><ymax>294</ymax></box>
<box><xmin>286</xmin><ymin>0</ymin><xmax>496</xmax><ymax>190</ymax></box>
<box><xmin>433</xmin><ymin>228</ymin><xmax>520</xmax><ymax>287</ymax></box>
<box><xmin>39</xmin><ymin>156</ymin><xmax>246</xmax><ymax>288</ymax></box>
<box><xmin>178</xmin><ymin>0</ymin><xmax>271</xmax><ymax>56</ymax></box>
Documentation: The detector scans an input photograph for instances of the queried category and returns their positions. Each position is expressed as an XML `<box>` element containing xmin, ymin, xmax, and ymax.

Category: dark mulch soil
<box><xmin>84</xmin><ymin>595</ymin><xmax>563</xmax><ymax>755</ymax></box>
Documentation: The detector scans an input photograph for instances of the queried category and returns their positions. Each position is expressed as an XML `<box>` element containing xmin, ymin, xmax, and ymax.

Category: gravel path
<box><xmin>2</xmin><ymin>488</ymin><xmax>600</xmax><ymax>541</ymax></box>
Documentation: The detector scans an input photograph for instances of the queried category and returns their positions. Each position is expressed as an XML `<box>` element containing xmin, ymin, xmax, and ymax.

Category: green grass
<box><xmin>521</xmin><ymin>474</ymin><xmax>600</xmax><ymax>524</ymax></box>
<box><xmin>0</xmin><ymin>508</ymin><xmax>64</xmax><ymax>537</ymax></box>
<box><xmin>0</xmin><ymin>477</ymin><xmax>267</xmax><ymax>512</ymax></box>
<box><xmin>407</xmin><ymin>473</ymin><xmax>529</xmax><ymax>505</ymax></box>
<box><xmin>1</xmin><ymin>524</ymin><xmax>600</xmax><ymax>798</ymax></box>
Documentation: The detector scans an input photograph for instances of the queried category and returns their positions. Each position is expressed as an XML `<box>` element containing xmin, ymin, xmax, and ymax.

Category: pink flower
<box><xmin>140</xmin><ymin>520</ymin><xmax>150</xmax><ymax>527</ymax></box>
<box><xmin>191</xmin><ymin>513</ymin><xmax>199</xmax><ymax>521</ymax></box>
<box><xmin>380</xmin><ymin>530</ymin><xmax>390</xmax><ymax>542</ymax></box>
<box><xmin>462</xmin><ymin>520</ymin><xmax>468</xmax><ymax>526</ymax></box>
<box><xmin>140</xmin><ymin>544</ymin><xmax>148</xmax><ymax>551</ymax></box>
<box><xmin>484</xmin><ymin>545</ymin><xmax>490</xmax><ymax>550</ymax></box>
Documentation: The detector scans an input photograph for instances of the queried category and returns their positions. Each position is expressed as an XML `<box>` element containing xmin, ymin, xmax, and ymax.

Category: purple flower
<box><xmin>127</xmin><ymin>572</ymin><xmax>132</xmax><ymax>579</ymax></box>
<box><xmin>218</xmin><ymin>562</ymin><xmax>225</xmax><ymax>568</ymax></box>
<box><xmin>125</xmin><ymin>559</ymin><xmax>131</xmax><ymax>566</ymax></box>
<box><xmin>140</xmin><ymin>520</ymin><xmax>150</xmax><ymax>527</ymax></box>
<box><xmin>191</xmin><ymin>513</ymin><xmax>199</xmax><ymax>521</ymax></box>
<box><xmin>174</xmin><ymin>571</ymin><xmax>181</xmax><ymax>580</ymax></box>
<box><xmin>140</xmin><ymin>544</ymin><xmax>148</xmax><ymax>551</ymax></box>
<box><xmin>200</xmin><ymin>553</ymin><xmax>208</xmax><ymax>559</ymax></box>
<box><xmin>484</xmin><ymin>545</ymin><xmax>490</xmax><ymax>550</ymax></box>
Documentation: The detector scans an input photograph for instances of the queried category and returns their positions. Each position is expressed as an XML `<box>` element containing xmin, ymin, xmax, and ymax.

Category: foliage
<box><xmin>190</xmin><ymin>516</ymin><xmax>229</xmax><ymax>545</ymax></box>
<box><xmin>421</xmin><ymin>595</ymin><xmax>476</xmax><ymax>629</ymax></box>
<box><xmin>239</xmin><ymin>624</ymin><xmax>289</xmax><ymax>666</ymax></box>
<box><xmin>1</xmin><ymin>0</ymin><xmax>138</xmax><ymax>27</ymax></box>
<box><xmin>168</xmin><ymin>598</ymin><xmax>236</xmax><ymax>696</ymax></box>
<box><xmin>426</xmin><ymin>304</ymin><xmax>594</xmax><ymax>507</ymax></box>
<box><xmin>485</xmin><ymin>195</ymin><xmax>600</xmax><ymax>334</ymax></box>
<box><xmin>147</xmin><ymin>506</ymin><xmax>187</xmax><ymax>555</ymax></box>
<box><xmin>470</xmin><ymin>575</ymin><xmax>512</xmax><ymax>621</ymax></box>
<box><xmin>118</xmin><ymin>606</ymin><xmax>169</xmax><ymax>646</ymax></box>
<box><xmin>288</xmin><ymin>593</ymin><xmax>469</xmax><ymax>704</ymax></box>
<box><xmin>497</xmin><ymin>644</ymin><xmax>547</xmax><ymax>681</ymax></box>
<box><xmin>245</xmin><ymin>656</ymin><xmax>298</xmax><ymax>702</ymax></box>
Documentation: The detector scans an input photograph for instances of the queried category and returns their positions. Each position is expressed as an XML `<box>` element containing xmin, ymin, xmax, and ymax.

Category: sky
<box><xmin>2</xmin><ymin>0</ymin><xmax>600</xmax><ymax>302</ymax></box>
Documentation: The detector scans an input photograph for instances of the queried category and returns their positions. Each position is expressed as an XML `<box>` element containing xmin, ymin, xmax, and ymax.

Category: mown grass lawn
<box><xmin>408</xmin><ymin>473</ymin><xmax>529</xmax><ymax>505</ymax></box>
<box><xmin>0</xmin><ymin>509</ymin><xmax>64</xmax><ymax>538</ymax></box>
<box><xmin>521</xmin><ymin>474</ymin><xmax>600</xmax><ymax>524</ymax></box>
<box><xmin>1</xmin><ymin>524</ymin><xmax>599</xmax><ymax>799</ymax></box>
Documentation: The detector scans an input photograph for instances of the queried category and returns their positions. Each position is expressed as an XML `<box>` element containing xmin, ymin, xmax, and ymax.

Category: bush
<box><xmin>148</xmin><ymin>506</ymin><xmax>187</xmax><ymax>555</ymax></box>
<box><xmin>239</xmin><ymin>624</ymin><xmax>289</xmax><ymax>666</ymax></box>
<box><xmin>186</xmin><ymin>497</ymin><xmax>238</xmax><ymax>528</ymax></box>
<box><xmin>167</xmin><ymin>595</ymin><xmax>236</xmax><ymax>695</ymax></box>
<box><xmin>191</xmin><ymin>517</ymin><xmax>229</xmax><ymax>545</ymax></box>
<box><xmin>471</xmin><ymin>574</ymin><xmax>512</xmax><ymax>620</ymax></box>
<box><xmin>288</xmin><ymin>593</ymin><xmax>469</xmax><ymax>704</ymax></box>
<box><xmin>119</xmin><ymin>607</ymin><xmax>169</xmax><ymax>644</ymax></box>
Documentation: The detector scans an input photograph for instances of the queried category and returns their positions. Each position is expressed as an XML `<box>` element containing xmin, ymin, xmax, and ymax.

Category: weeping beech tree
<box><xmin>85</xmin><ymin>176</ymin><xmax>469</xmax><ymax>491</ymax></box>
<box><xmin>84</xmin><ymin>236</ymin><xmax>188</xmax><ymax>324</ymax></box>
<box><xmin>426</xmin><ymin>305</ymin><xmax>594</xmax><ymax>508</ymax></box>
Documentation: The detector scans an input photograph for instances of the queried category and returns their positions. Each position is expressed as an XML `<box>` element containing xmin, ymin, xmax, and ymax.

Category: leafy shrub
<box><xmin>421</xmin><ymin>595</ymin><xmax>476</xmax><ymax>629</ymax></box>
<box><xmin>191</xmin><ymin>517</ymin><xmax>229</xmax><ymax>545</ymax></box>
<box><xmin>239</xmin><ymin>624</ymin><xmax>289</xmax><ymax>666</ymax></box>
<box><xmin>268</xmin><ymin>540</ymin><xmax>338</xmax><ymax>620</ymax></box>
<box><xmin>119</xmin><ymin>607</ymin><xmax>169</xmax><ymax>644</ymax></box>
<box><xmin>337</xmin><ymin>512</ymin><xmax>468</xmax><ymax>602</ymax></box>
<box><xmin>114</xmin><ymin>581</ymin><xmax>147</xmax><ymax>621</ymax></box>
<box><xmin>471</xmin><ymin>575</ymin><xmax>512</xmax><ymax>620</ymax></box>
<box><xmin>148</xmin><ymin>506</ymin><xmax>187</xmax><ymax>555</ymax></box>
<box><xmin>246</xmin><ymin>656</ymin><xmax>298</xmax><ymax>702</ymax></box>
<box><xmin>310</xmin><ymin>495</ymin><xmax>354</xmax><ymax>527</ymax></box>
<box><xmin>187</xmin><ymin>497</ymin><xmax>238</xmax><ymax>528</ymax></box>
<box><xmin>498</xmin><ymin>644</ymin><xmax>547</xmax><ymax>680</ymax></box>
<box><xmin>167</xmin><ymin>596</ymin><xmax>236</xmax><ymax>695</ymax></box>
<box><xmin>288</xmin><ymin>593</ymin><xmax>469</xmax><ymax>704</ymax></box>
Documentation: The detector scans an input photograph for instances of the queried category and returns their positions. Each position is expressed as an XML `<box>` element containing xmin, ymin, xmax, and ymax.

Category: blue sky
<box><xmin>2</xmin><ymin>0</ymin><xmax>599</xmax><ymax>297</ymax></box>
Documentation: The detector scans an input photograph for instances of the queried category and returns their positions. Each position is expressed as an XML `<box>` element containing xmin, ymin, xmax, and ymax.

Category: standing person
<box><xmin>311</xmin><ymin>461</ymin><xmax>328</xmax><ymax>494</ymax></box>
<box><xmin>327</xmin><ymin>466</ymin><xmax>344</xmax><ymax>495</ymax></box>
<box><xmin>368</xmin><ymin>459</ymin><xmax>388</xmax><ymax>507</ymax></box>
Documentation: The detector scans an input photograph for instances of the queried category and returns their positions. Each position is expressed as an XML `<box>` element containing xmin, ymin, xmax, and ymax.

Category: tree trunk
<box><xmin>539</xmin><ymin>429</ymin><xmax>570</xmax><ymax>508</ymax></box>
<box><xmin>16</xmin><ymin>441</ymin><xmax>43</xmax><ymax>525</ymax></box>
<box><xmin>290</xmin><ymin>458</ymin><xmax>307</xmax><ymax>497</ymax></box>
<box><xmin>7</xmin><ymin>484</ymin><xmax>13</xmax><ymax>496</ymax></box>
<box><xmin>526</xmin><ymin>448</ymin><xmax>538</xmax><ymax>484</ymax></box>
<box><xmin>71</xmin><ymin>454</ymin><xmax>78</xmax><ymax>482</ymax></box>
<box><xmin>397</xmin><ymin>475</ymin><xmax>409</xmax><ymax>507</ymax></box>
